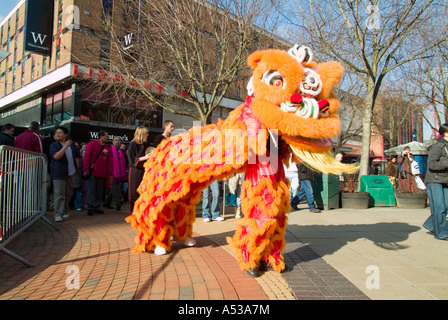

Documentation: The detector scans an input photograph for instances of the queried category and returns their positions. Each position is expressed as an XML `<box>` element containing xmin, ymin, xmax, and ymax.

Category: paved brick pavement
<box><xmin>0</xmin><ymin>207</ymin><xmax>368</xmax><ymax>301</ymax></box>
<box><xmin>0</xmin><ymin>210</ymin><xmax>268</xmax><ymax>300</ymax></box>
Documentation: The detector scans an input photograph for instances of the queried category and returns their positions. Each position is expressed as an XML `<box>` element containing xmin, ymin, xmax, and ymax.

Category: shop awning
<box><xmin>384</xmin><ymin>141</ymin><xmax>428</xmax><ymax>156</ymax></box>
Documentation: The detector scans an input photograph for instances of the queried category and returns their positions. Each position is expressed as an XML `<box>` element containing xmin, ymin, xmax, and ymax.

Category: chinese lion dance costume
<box><xmin>126</xmin><ymin>45</ymin><xmax>358</xmax><ymax>277</ymax></box>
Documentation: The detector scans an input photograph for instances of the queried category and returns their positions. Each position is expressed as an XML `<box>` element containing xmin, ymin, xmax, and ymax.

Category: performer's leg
<box><xmin>227</xmin><ymin>170</ymin><xmax>289</xmax><ymax>274</ymax></box>
<box><xmin>172</xmin><ymin>201</ymin><xmax>196</xmax><ymax>243</ymax></box>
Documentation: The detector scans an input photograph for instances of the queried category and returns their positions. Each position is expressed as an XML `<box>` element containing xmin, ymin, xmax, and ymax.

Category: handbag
<box><xmin>414</xmin><ymin>176</ymin><xmax>426</xmax><ymax>190</ymax></box>
<box><xmin>410</xmin><ymin>160</ymin><xmax>420</xmax><ymax>175</ymax></box>
<box><xmin>400</xmin><ymin>171</ymin><xmax>407</xmax><ymax>179</ymax></box>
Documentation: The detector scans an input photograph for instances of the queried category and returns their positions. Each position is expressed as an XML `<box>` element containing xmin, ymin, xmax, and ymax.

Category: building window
<box><xmin>44</xmin><ymin>95</ymin><xmax>53</xmax><ymax>125</ymax></box>
<box><xmin>78</xmin><ymin>85</ymin><xmax>161</xmax><ymax>127</ymax></box>
<box><xmin>80</xmin><ymin>86</ymin><xmax>110</xmax><ymax>122</ymax></box>
<box><xmin>99</xmin><ymin>39</ymin><xmax>110</xmax><ymax>68</ymax></box>
<box><xmin>13</xmin><ymin>41</ymin><xmax>17</xmax><ymax>65</ymax></box>
<box><xmin>43</xmin><ymin>56</ymin><xmax>47</xmax><ymax>75</ymax></box>
<box><xmin>63</xmin><ymin>87</ymin><xmax>72</xmax><ymax>120</ymax></box>
<box><xmin>12</xmin><ymin>68</ymin><xmax>16</xmax><ymax>91</ymax></box>
<box><xmin>15</xmin><ymin>10</ymin><xmax>19</xmax><ymax>33</ymax></box>
<box><xmin>52</xmin><ymin>90</ymin><xmax>63</xmax><ymax>122</ymax></box>
<box><xmin>31</xmin><ymin>55</ymin><xmax>35</xmax><ymax>81</ymax></box>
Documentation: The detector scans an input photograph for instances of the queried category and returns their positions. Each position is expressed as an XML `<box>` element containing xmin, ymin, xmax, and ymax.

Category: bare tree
<box><xmin>401</xmin><ymin>43</ymin><xmax>448</xmax><ymax>135</ymax></box>
<box><xmin>372</xmin><ymin>87</ymin><xmax>416</xmax><ymax>148</ymax></box>
<box><xmin>76</xmin><ymin>0</ymin><xmax>278</xmax><ymax>126</ymax></box>
<box><xmin>333</xmin><ymin>72</ymin><xmax>365</xmax><ymax>155</ymax></box>
<box><xmin>275</xmin><ymin>0</ymin><xmax>448</xmax><ymax>180</ymax></box>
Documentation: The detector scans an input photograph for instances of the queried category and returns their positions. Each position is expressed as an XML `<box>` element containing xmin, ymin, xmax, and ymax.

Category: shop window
<box><xmin>52</xmin><ymin>90</ymin><xmax>63</xmax><ymax>122</ymax></box>
<box><xmin>110</xmin><ymin>105</ymin><xmax>134</xmax><ymax>124</ymax></box>
<box><xmin>80</xmin><ymin>86</ymin><xmax>111</xmax><ymax>121</ymax></box>
<box><xmin>63</xmin><ymin>87</ymin><xmax>72</xmax><ymax>120</ymax></box>
<box><xmin>109</xmin><ymin>94</ymin><xmax>135</xmax><ymax>124</ymax></box>
<box><xmin>134</xmin><ymin>108</ymin><xmax>158</xmax><ymax>127</ymax></box>
<box><xmin>81</xmin><ymin>101</ymin><xmax>109</xmax><ymax>122</ymax></box>
<box><xmin>44</xmin><ymin>95</ymin><xmax>53</xmax><ymax>125</ymax></box>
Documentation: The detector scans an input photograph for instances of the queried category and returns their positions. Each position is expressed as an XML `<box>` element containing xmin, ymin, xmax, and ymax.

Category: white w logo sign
<box><xmin>124</xmin><ymin>33</ymin><xmax>133</xmax><ymax>50</ymax></box>
<box><xmin>30</xmin><ymin>32</ymin><xmax>47</xmax><ymax>45</ymax></box>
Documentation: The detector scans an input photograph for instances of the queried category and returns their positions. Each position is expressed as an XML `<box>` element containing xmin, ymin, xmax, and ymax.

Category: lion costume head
<box><xmin>246</xmin><ymin>45</ymin><xmax>358</xmax><ymax>174</ymax></box>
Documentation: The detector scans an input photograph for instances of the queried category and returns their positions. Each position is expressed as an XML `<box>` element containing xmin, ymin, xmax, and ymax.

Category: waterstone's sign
<box><xmin>89</xmin><ymin>130</ymin><xmax>129</xmax><ymax>142</ymax></box>
<box><xmin>24</xmin><ymin>0</ymin><xmax>54</xmax><ymax>55</ymax></box>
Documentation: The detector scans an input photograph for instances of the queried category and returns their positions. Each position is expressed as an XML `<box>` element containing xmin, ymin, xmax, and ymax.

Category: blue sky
<box><xmin>0</xmin><ymin>0</ymin><xmax>21</xmax><ymax>22</ymax></box>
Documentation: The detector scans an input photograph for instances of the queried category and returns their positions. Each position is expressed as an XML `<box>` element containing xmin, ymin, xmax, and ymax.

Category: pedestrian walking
<box><xmin>202</xmin><ymin>180</ymin><xmax>223</xmax><ymax>222</ymax></box>
<box><xmin>14</xmin><ymin>121</ymin><xmax>43</xmax><ymax>153</ymax></box>
<box><xmin>103</xmin><ymin>136</ymin><xmax>127</xmax><ymax>211</ymax></box>
<box><xmin>83</xmin><ymin>130</ymin><xmax>112</xmax><ymax>216</ymax></box>
<box><xmin>153</xmin><ymin>120</ymin><xmax>174</xmax><ymax>148</ymax></box>
<box><xmin>290</xmin><ymin>163</ymin><xmax>321</xmax><ymax>213</ymax></box>
<box><xmin>397</xmin><ymin>146</ymin><xmax>418</xmax><ymax>192</ymax></box>
<box><xmin>386</xmin><ymin>156</ymin><xmax>399</xmax><ymax>186</ymax></box>
<box><xmin>0</xmin><ymin>123</ymin><xmax>15</xmax><ymax>147</ymax></box>
<box><xmin>284</xmin><ymin>157</ymin><xmax>299</xmax><ymax>210</ymax></box>
<box><xmin>49</xmin><ymin>127</ymin><xmax>80</xmax><ymax>222</ymax></box>
<box><xmin>127</xmin><ymin>126</ymin><xmax>151</xmax><ymax>214</ymax></box>
<box><xmin>228</xmin><ymin>172</ymin><xmax>245</xmax><ymax>218</ymax></box>
<box><xmin>423</xmin><ymin>123</ymin><xmax>448</xmax><ymax>240</ymax></box>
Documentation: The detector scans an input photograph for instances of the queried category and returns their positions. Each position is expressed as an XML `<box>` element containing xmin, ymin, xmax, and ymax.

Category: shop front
<box><xmin>65</xmin><ymin>120</ymin><xmax>161</xmax><ymax>146</ymax></box>
<box><xmin>38</xmin><ymin>80</ymin><xmax>164</xmax><ymax>145</ymax></box>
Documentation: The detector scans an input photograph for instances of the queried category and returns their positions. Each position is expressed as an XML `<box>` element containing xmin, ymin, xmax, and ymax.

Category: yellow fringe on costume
<box><xmin>290</xmin><ymin>146</ymin><xmax>359</xmax><ymax>175</ymax></box>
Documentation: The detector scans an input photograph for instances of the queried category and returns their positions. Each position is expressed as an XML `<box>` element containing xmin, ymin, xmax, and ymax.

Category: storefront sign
<box><xmin>89</xmin><ymin>130</ymin><xmax>129</xmax><ymax>142</ymax></box>
<box><xmin>68</xmin><ymin>122</ymin><xmax>160</xmax><ymax>145</ymax></box>
<box><xmin>24</xmin><ymin>0</ymin><xmax>54</xmax><ymax>55</ymax></box>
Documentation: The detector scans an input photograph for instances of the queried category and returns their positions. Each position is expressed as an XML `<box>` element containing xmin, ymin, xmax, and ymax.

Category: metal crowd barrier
<box><xmin>0</xmin><ymin>145</ymin><xmax>58</xmax><ymax>267</ymax></box>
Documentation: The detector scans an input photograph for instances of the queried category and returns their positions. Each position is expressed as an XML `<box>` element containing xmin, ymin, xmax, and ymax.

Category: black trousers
<box><xmin>128</xmin><ymin>167</ymin><xmax>144</xmax><ymax>214</ymax></box>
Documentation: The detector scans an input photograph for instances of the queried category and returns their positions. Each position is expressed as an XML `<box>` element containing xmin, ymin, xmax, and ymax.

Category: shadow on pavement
<box><xmin>284</xmin><ymin>222</ymin><xmax>421</xmax><ymax>266</ymax></box>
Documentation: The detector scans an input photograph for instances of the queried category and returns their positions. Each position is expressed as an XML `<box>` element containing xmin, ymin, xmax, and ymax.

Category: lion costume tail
<box><xmin>125</xmin><ymin>108</ymin><xmax>247</xmax><ymax>253</ymax></box>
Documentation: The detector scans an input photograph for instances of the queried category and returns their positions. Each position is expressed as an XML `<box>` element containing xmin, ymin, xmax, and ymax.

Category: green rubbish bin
<box><xmin>312</xmin><ymin>173</ymin><xmax>340</xmax><ymax>210</ymax></box>
<box><xmin>359</xmin><ymin>175</ymin><xmax>396</xmax><ymax>207</ymax></box>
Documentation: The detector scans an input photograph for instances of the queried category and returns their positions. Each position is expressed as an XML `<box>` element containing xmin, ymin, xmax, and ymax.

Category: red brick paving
<box><xmin>0</xmin><ymin>209</ymin><xmax>268</xmax><ymax>300</ymax></box>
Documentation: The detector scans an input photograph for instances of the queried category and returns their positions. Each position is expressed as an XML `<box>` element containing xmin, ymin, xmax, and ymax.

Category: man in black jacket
<box><xmin>423</xmin><ymin>124</ymin><xmax>448</xmax><ymax>240</ymax></box>
<box><xmin>153</xmin><ymin>120</ymin><xmax>174</xmax><ymax>147</ymax></box>
<box><xmin>290</xmin><ymin>163</ymin><xmax>321</xmax><ymax>213</ymax></box>
<box><xmin>0</xmin><ymin>124</ymin><xmax>15</xmax><ymax>147</ymax></box>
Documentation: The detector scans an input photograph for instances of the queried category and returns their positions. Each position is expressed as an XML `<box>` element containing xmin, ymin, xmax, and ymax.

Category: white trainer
<box><xmin>203</xmin><ymin>217</ymin><xmax>211</xmax><ymax>222</ymax></box>
<box><xmin>235</xmin><ymin>207</ymin><xmax>242</xmax><ymax>219</ymax></box>
<box><xmin>184</xmin><ymin>237</ymin><xmax>196</xmax><ymax>247</ymax></box>
<box><xmin>154</xmin><ymin>246</ymin><xmax>167</xmax><ymax>255</ymax></box>
<box><xmin>213</xmin><ymin>216</ymin><xmax>224</xmax><ymax>222</ymax></box>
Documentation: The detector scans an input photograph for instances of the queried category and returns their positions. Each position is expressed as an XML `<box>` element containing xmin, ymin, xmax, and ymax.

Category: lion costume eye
<box><xmin>300</xmin><ymin>68</ymin><xmax>322</xmax><ymax>96</ymax></box>
<box><xmin>262</xmin><ymin>70</ymin><xmax>286</xmax><ymax>89</ymax></box>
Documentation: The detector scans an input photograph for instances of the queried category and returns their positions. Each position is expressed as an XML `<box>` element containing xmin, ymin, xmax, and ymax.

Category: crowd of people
<box><xmin>2</xmin><ymin>119</ymin><xmax>447</xmax><ymax>241</ymax></box>
<box><xmin>0</xmin><ymin>120</ymin><xmax>177</xmax><ymax>222</ymax></box>
<box><xmin>0</xmin><ymin>119</ymin><xmax>304</xmax><ymax>225</ymax></box>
